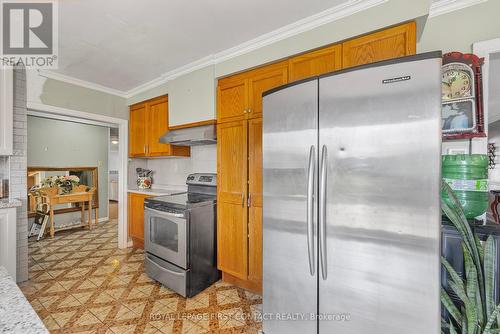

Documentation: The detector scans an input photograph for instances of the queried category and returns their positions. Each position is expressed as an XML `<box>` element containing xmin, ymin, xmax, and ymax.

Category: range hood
<box><xmin>159</xmin><ymin>124</ymin><xmax>216</xmax><ymax>146</ymax></box>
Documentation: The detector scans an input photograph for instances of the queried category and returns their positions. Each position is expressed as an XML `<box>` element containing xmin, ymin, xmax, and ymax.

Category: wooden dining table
<box><xmin>35</xmin><ymin>185</ymin><xmax>97</xmax><ymax>238</ymax></box>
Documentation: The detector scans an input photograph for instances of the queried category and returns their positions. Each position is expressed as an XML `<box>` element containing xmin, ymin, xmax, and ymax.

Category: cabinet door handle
<box><xmin>143</xmin><ymin>145</ymin><xmax>147</xmax><ymax>154</ymax></box>
<box><xmin>247</xmin><ymin>193</ymin><xmax>251</xmax><ymax>207</ymax></box>
<box><xmin>241</xmin><ymin>194</ymin><xmax>245</xmax><ymax>207</ymax></box>
<box><xmin>248</xmin><ymin>108</ymin><xmax>252</xmax><ymax>113</ymax></box>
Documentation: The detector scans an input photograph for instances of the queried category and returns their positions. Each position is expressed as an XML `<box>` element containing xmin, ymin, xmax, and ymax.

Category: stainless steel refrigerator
<box><xmin>262</xmin><ymin>52</ymin><xmax>442</xmax><ymax>334</ymax></box>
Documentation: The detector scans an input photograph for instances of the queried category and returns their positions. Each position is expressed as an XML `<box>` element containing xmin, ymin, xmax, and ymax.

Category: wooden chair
<box><xmin>28</xmin><ymin>191</ymin><xmax>50</xmax><ymax>241</ymax></box>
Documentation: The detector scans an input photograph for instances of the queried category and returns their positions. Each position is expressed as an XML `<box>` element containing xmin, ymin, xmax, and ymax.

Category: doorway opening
<box><xmin>26</xmin><ymin>103</ymin><xmax>128</xmax><ymax>248</ymax></box>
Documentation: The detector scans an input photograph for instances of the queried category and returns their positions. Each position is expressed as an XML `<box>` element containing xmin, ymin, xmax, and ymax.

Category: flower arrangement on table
<box><xmin>40</xmin><ymin>175</ymin><xmax>80</xmax><ymax>194</ymax></box>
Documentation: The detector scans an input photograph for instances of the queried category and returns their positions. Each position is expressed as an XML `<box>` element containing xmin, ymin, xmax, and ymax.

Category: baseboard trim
<box><xmin>130</xmin><ymin>237</ymin><xmax>144</xmax><ymax>249</ymax></box>
<box><xmin>222</xmin><ymin>272</ymin><xmax>262</xmax><ymax>294</ymax></box>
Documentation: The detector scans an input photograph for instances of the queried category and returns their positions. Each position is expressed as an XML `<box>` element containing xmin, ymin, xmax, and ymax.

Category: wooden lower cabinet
<box><xmin>128</xmin><ymin>193</ymin><xmax>152</xmax><ymax>249</ymax></box>
<box><xmin>217</xmin><ymin>120</ymin><xmax>249</xmax><ymax>279</ymax></box>
<box><xmin>217</xmin><ymin>118</ymin><xmax>263</xmax><ymax>294</ymax></box>
<box><xmin>247</xmin><ymin>118</ymin><xmax>262</xmax><ymax>288</ymax></box>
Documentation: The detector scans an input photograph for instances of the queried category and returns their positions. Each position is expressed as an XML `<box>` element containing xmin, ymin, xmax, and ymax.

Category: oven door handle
<box><xmin>146</xmin><ymin>254</ymin><xmax>185</xmax><ymax>276</ymax></box>
<box><xmin>144</xmin><ymin>207</ymin><xmax>185</xmax><ymax>218</ymax></box>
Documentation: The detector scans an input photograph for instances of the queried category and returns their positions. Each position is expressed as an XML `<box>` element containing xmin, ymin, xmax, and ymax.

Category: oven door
<box><xmin>144</xmin><ymin>207</ymin><xmax>187</xmax><ymax>269</ymax></box>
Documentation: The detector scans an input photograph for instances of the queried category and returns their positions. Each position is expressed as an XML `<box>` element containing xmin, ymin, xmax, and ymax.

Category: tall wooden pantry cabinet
<box><xmin>216</xmin><ymin>22</ymin><xmax>416</xmax><ymax>293</ymax></box>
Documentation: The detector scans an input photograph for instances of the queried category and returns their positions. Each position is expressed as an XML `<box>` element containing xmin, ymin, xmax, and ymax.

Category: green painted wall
<box><xmin>39</xmin><ymin>79</ymin><xmax>128</xmax><ymax>119</ymax></box>
<box><xmin>127</xmin><ymin>82</ymin><xmax>169</xmax><ymax>106</ymax></box>
<box><xmin>127</xmin><ymin>66</ymin><xmax>217</xmax><ymax>125</ymax></box>
<box><xmin>27</xmin><ymin>70</ymin><xmax>128</xmax><ymax>120</ymax></box>
<box><xmin>418</xmin><ymin>0</ymin><xmax>500</xmax><ymax>53</ymax></box>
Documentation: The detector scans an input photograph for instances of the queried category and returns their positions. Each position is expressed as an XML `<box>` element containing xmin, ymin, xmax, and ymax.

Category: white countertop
<box><xmin>0</xmin><ymin>267</ymin><xmax>48</xmax><ymax>334</ymax></box>
<box><xmin>0</xmin><ymin>198</ymin><xmax>22</xmax><ymax>210</ymax></box>
<box><xmin>127</xmin><ymin>185</ymin><xmax>186</xmax><ymax>197</ymax></box>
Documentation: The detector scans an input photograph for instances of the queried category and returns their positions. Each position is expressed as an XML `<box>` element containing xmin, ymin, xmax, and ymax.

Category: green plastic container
<box><xmin>442</xmin><ymin>154</ymin><xmax>489</xmax><ymax>219</ymax></box>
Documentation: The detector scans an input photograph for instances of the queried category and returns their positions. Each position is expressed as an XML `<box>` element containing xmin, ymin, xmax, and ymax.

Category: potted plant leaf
<box><xmin>441</xmin><ymin>180</ymin><xmax>500</xmax><ymax>334</ymax></box>
<box><xmin>40</xmin><ymin>175</ymin><xmax>80</xmax><ymax>194</ymax></box>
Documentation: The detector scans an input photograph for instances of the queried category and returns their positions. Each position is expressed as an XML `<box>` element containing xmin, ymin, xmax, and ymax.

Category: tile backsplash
<box><xmin>0</xmin><ymin>156</ymin><xmax>8</xmax><ymax>176</ymax></box>
<box><xmin>0</xmin><ymin>157</ymin><xmax>8</xmax><ymax>198</ymax></box>
<box><xmin>12</xmin><ymin>68</ymin><xmax>28</xmax><ymax>282</ymax></box>
<box><xmin>128</xmin><ymin>145</ymin><xmax>217</xmax><ymax>188</ymax></box>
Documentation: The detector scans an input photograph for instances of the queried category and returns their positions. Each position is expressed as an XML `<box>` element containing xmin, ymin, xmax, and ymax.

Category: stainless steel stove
<box><xmin>144</xmin><ymin>173</ymin><xmax>219</xmax><ymax>297</ymax></box>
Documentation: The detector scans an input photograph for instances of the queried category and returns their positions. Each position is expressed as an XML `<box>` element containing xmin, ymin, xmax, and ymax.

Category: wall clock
<box><xmin>442</xmin><ymin>63</ymin><xmax>473</xmax><ymax>100</ymax></box>
<box><xmin>442</xmin><ymin>52</ymin><xmax>485</xmax><ymax>140</ymax></box>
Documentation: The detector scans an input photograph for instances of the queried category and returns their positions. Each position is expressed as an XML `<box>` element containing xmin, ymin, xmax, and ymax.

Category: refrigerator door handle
<box><xmin>306</xmin><ymin>145</ymin><xmax>316</xmax><ymax>276</ymax></box>
<box><xmin>319</xmin><ymin>144</ymin><xmax>327</xmax><ymax>280</ymax></box>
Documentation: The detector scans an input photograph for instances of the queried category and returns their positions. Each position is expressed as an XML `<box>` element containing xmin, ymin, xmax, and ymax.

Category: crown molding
<box><xmin>429</xmin><ymin>0</ymin><xmax>488</xmax><ymax>18</ymax></box>
<box><xmin>37</xmin><ymin>0</ymin><xmax>388</xmax><ymax>99</ymax></box>
<box><xmin>126</xmin><ymin>0</ymin><xmax>387</xmax><ymax>98</ymax></box>
<box><xmin>38</xmin><ymin>70</ymin><xmax>127</xmax><ymax>98</ymax></box>
<box><xmin>38</xmin><ymin>70</ymin><xmax>128</xmax><ymax>97</ymax></box>
<box><xmin>212</xmin><ymin>0</ymin><xmax>387</xmax><ymax>64</ymax></box>
<box><xmin>125</xmin><ymin>54</ymin><xmax>216</xmax><ymax>98</ymax></box>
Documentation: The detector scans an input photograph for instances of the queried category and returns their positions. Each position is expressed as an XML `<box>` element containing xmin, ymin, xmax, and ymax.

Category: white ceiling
<box><xmin>55</xmin><ymin>0</ymin><xmax>349</xmax><ymax>93</ymax></box>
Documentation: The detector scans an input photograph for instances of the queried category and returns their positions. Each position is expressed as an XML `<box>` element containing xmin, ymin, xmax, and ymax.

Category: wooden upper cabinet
<box><xmin>342</xmin><ymin>22</ymin><xmax>416</xmax><ymax>68</ymax></box>
<box><xmin>288</xmin><ymin>44</ymin><xmax>342</xmax><ymax>82</ymax></box>
<box><xmin>129</xmin><ymin>103</ymin><xmax>148</xmax><ymax>157</ymax></box>
<box><xmin>218</xmin><ymin>61</ymin><xmax>288</xmax><ymax>123</ymax></box>
<box><xmin>129</xmin><ymin>96</ymin><xmax>190</xmax><ymax>158</ymax></box>
<box><xmin>247</xmin><ymin>61</ymin><xmax>288</xmax><ymax>119</ymax></box>
<box><xmin>217</xmin><ymin>120</ymin><xmax>248</xmax><ymax>280</ymax></box>
<box><xmin>217</xmin><ymin>76</ymin><xmax>248</xmax><ymax>123</ymax></box>
<box><xmin>146</xmin><ymin>96</ymin><xmax>169</xmax><ymax>156</ymax></box>
<box><xmin>216</xmin><ymin>21</ymin><xmax>417</xmax><ymax>124</ymax></box>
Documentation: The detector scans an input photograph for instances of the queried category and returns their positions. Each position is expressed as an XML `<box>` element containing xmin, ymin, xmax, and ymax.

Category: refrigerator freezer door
<box><xmin>263</xmin><ymin>79</ymin><xmax>319</xmax><ymax>334</ymax></box>
<box><xmin>318</xmin><ymin>55</ymin><xmax>442</xmax><ymax>334</ymax></box>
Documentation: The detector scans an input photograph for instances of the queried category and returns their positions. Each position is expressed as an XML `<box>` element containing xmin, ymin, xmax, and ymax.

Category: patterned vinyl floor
<box><xmin>18</xmin><ymin>220</ymin><xmax>263</xmax><ymax>334</ymax></box>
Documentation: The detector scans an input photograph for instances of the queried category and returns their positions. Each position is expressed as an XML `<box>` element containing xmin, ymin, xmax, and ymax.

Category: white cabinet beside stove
<box><xmin>0</xmin><ymin>207</ymin><xmax>17</xmax><ymax>281</ymax></box>
<box><xmin>0</xmin><ymin>68</ymin><xmax>13</xmax><ymax>156</ymax></box>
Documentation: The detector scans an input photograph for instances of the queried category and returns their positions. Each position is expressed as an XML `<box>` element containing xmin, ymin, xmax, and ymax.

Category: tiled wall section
<box><xmin>128</xmin><ymin>158</ymin><xmax>148</xmax><ymax>187</ymax></box>
<box><xmin>128</xmin><ymin>145</ymin><xmax>217</xmax><ymax>187</ymax></box>
<box><xmin>12</xmin><ymin>68</ymin><xmax>28</xmax><ymax>282</ymax></box>
<box><xmin>0</xmin><ymin>157</ymin><xmax>8</xmax><ymax>182</ymax></box>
